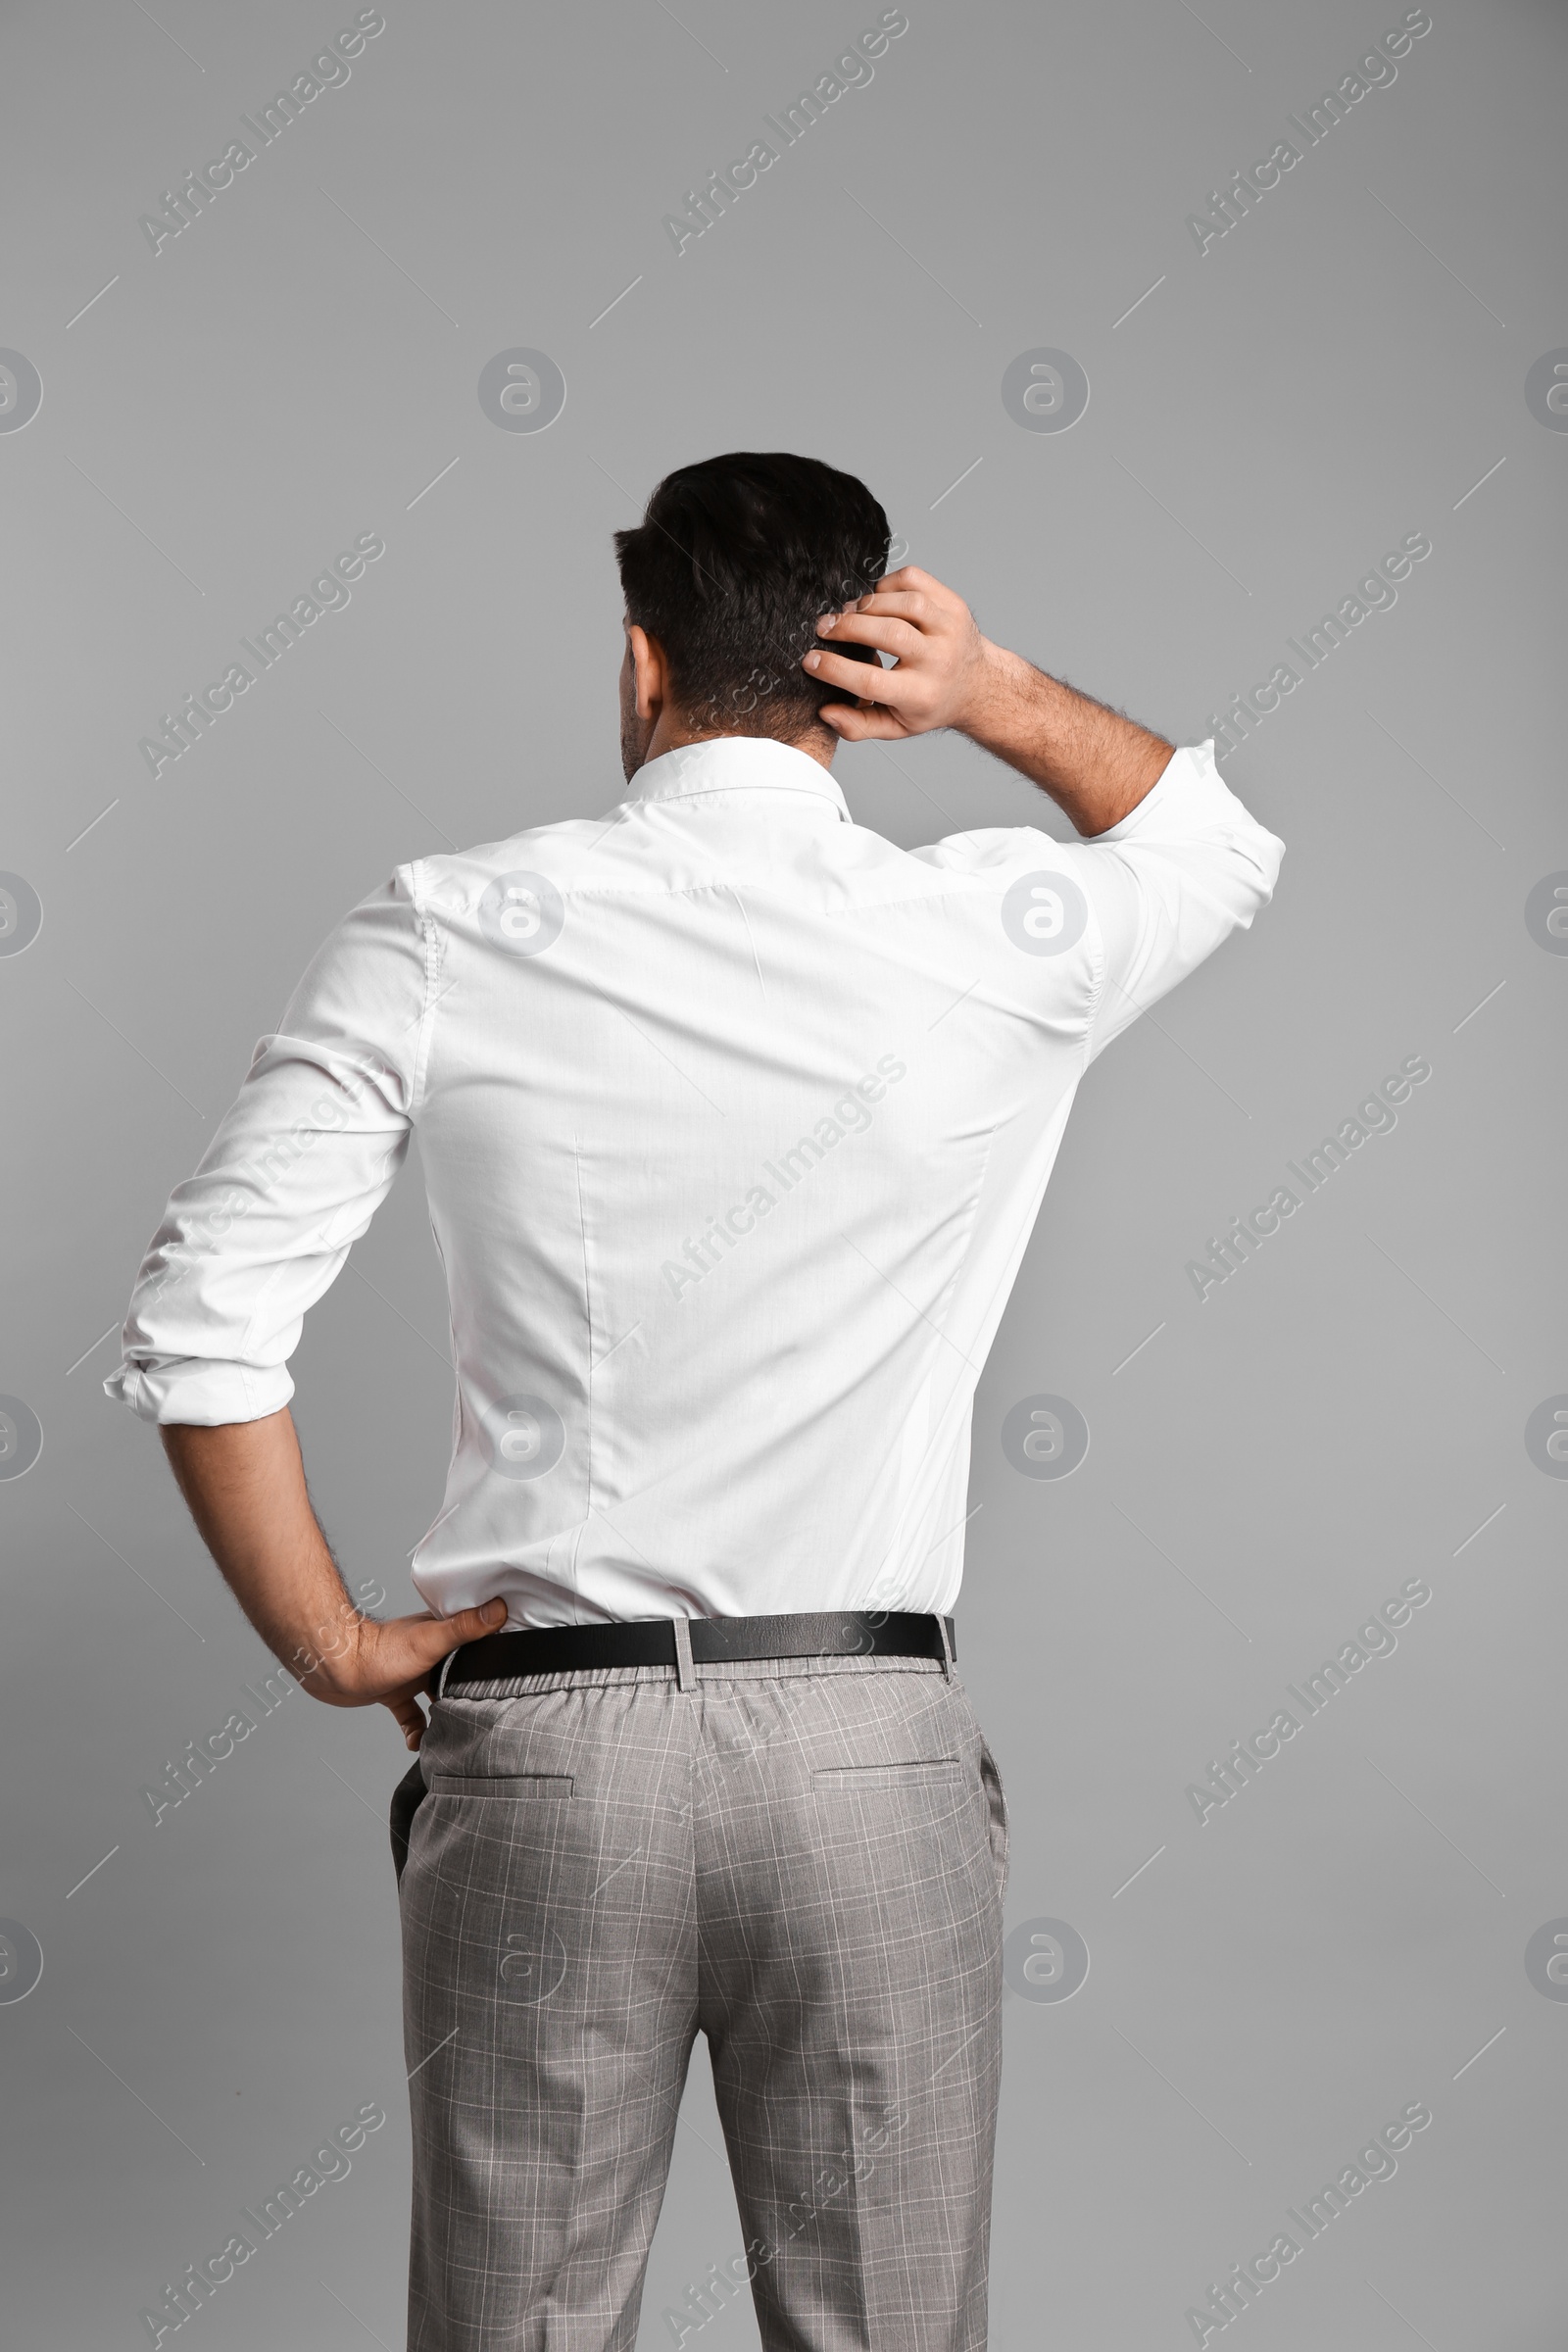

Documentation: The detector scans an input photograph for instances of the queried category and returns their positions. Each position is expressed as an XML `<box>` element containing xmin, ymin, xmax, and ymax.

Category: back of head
<box><xmin>614</xmin><ymin>452</ymin><xmax>891</xmax><ymax>744</ymax></box>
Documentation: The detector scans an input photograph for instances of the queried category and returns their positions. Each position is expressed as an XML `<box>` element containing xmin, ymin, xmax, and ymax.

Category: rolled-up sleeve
<box><xmin>1082</xmin><ymin>739</ymin><xmax>1284</xmax><ymax>1062</ymax></box>
<box><xmin>104</xmin><ymin>866</ymin><xmax>432</xmax><ymax>1425</ymax></box>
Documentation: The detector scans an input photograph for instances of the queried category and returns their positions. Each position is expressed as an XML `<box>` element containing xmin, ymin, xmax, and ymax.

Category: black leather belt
<box><xmin>440</xmin><ymin>1609</ymin><xmax>956</xmax><ymax>1690</ymax></box>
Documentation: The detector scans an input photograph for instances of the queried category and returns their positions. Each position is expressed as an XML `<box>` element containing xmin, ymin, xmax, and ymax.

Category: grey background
<box><xmin>1</xmin><ymin>0</ymin><xmax>1562</xmax><ymax>2343</ymax></box>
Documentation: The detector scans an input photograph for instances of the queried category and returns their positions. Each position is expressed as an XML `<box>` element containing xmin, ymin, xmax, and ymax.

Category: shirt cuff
<box><xmin>1092</xmin><ymin>740</ymin><xmax>1220</xmax><ymax>844</ymax></box>
<box><xmin>102</xmin><ymin>1356</ymin><xmax>295</xmax><ymax>1426</ymax></box>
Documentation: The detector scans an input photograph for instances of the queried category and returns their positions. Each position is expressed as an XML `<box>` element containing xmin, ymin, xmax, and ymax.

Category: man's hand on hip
<box><xmin>161</xmin><ymin>1409</ymin><xmax>507</xmax><ymax>1753</ymax></box>
<box><xmin>305</xmin><ymin>1598</ymin><xmax>509</xmax><ymax>1749</ymax></box>
<box><xmin>803</xmin><ymin>564</ymin><xmax>1174</xmax><ymax>838</ymax></box>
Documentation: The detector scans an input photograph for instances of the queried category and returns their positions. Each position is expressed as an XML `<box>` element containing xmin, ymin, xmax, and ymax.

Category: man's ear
<box><xmin>627</xmin><ymin>623</ymin><xmax>667</xmax><ymax>721</ymax></box>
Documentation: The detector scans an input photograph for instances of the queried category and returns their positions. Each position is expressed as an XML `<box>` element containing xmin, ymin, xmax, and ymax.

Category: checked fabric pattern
<box><xmin>398</xmin><ymin>1653</ymin><xmax>1008</xmax><ymax>2350</ymax></box>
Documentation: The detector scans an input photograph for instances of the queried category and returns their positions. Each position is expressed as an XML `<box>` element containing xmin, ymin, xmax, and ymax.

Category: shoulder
<box><xmin>912</xmin><ymin>823</ymin><xmax>1105</xmax><ymax>920</ymax></box>
<box><xmin>909</xmin><ymin>823</ymin><xmax>1094</xmax><ymax>879</ymax></box>
<box><xmin>391</xmin><ymin>808</ymin><xmax>616</xmax><ymax>922</ymax></box>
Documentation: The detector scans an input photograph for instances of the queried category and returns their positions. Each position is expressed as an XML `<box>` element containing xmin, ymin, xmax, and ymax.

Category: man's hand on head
<box><xmin>803</xmin><ymin>566</ymin><xmax>1003</xmax><ymax>744</ymax></box>
<box><xmin>803</xmin><ymin>562</ymin><xmax>1173</xmax><ymax>837</ymax></box>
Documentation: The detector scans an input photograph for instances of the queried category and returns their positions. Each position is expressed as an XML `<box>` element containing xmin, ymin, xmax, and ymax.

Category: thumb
<box><xmin>442</xmin><ymin>1596</ymin><xmax>509</xmax><ymax>1645</ymax></box>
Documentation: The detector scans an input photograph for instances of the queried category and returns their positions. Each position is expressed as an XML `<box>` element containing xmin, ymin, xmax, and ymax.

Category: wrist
<box><xmin>291</xmin><ymin>1601</ymin><xmax>375</xmax><ymax>1700</ymax></box>
<box><xmin>954</xmin><ymin>640</ymin><xmax>1036</xmax><ymax>750</ymax></box>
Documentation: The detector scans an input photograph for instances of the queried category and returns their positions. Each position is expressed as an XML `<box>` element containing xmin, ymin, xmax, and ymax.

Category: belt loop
<box><xmin>936</xmin><ymin>1614</ymin><xmax>955</xmax><ymax>1682</ymax></box>
<box><xmin>672</xmin><ymin>1617</ymin><xmax>695</xmax><ymax>1693</ymax></box>
<box><xmin>435</xmin><ymin>1647</ymin><xmax>456</xmax><ymax>1700</ymax></box>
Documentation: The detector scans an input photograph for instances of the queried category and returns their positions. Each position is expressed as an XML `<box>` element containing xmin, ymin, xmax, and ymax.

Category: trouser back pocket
<box><xmin>390</xmin><ymin>1759</ymin><xmax>427</xmax><ymax>1887</ymax></box>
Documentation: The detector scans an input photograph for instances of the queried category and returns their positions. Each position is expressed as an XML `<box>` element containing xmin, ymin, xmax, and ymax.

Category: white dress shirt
<box><xmin>107</xmin><ymin>735</ymin><xmax>1283</xmax><ymax>1628</ymax></box>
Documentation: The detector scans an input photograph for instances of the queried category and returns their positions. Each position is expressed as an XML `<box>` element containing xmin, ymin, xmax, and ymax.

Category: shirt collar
<box><xmin>617</xmin><ymin>735</ymin><xmax>852</xmax><ymax>824</ymax></box>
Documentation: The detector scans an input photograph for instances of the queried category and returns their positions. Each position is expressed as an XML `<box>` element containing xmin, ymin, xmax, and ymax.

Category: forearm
<box><xmin>160</xmin><ymin>1408</ymin><xmax>507</xmax><ymax>1747</ymax></box>
<box><xmin>964</xmin><ymin>643</ymin><xmax>1173</xmax><ymax>837</ymax></box>
<box><xmin>161</xmin><ymin>1409</ymin><xmax>361</xmax><ymax>1694</ymax></box>
<box><xmin>806</xmin><ymin>567</ymin><xmax>1174</xmax><ymax>835</ymax></box>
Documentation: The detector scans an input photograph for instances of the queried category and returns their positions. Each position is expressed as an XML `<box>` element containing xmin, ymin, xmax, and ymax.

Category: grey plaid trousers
<box><xmin>394</xmin><ymin>1651</ymin><xmax>1008</xmax><ymax>2351</ymax></box>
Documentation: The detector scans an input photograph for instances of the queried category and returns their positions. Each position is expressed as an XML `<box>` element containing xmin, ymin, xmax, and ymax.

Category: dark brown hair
<box><xmin>614</xmin><ymin>451</ymin><xmax>891</xmax><ymax>736</ymax></box>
